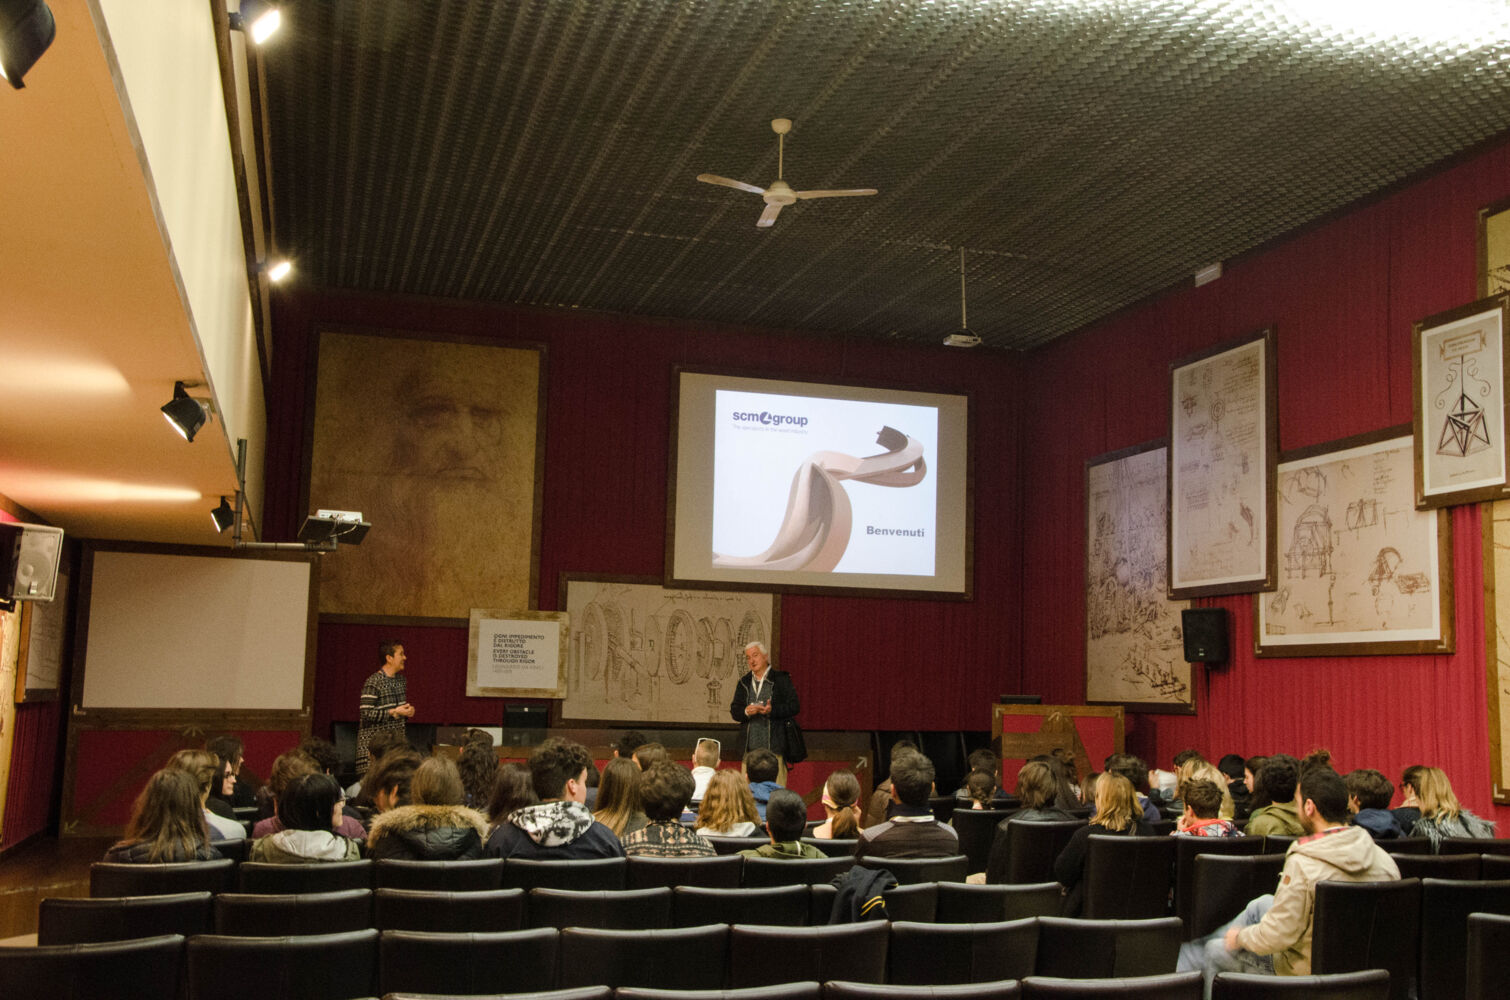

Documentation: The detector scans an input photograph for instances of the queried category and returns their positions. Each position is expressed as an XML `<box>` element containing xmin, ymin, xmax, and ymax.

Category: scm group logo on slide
<box><xmin>730</xmin><ymin>409</ymin><xmax>810</xmax><ymax>430</ymax></box>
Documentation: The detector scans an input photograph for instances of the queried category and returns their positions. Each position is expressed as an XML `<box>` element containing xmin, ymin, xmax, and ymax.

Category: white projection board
<box><xmin>82</xmin><ymin>550</ymin><xmax>312</xmax><ymax>710</ymax></box>
<box><xmin>670</xmin><ymin>370</ymin><xmax>971</xmax><ymax>597</ymax></box>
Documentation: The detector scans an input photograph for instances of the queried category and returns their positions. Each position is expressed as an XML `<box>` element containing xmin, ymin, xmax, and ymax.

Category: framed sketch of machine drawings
<box><xmin>1413</xmin><ymin>294</ymin><xmax>1510</xmax><ymax>509</ymax></box>
<box><xmin>306</xmin><ymin>329</ymin><xmax>545</xmax><ymax>621</ymax></box>
<box><xmin>1256</xmin><ymin>428</ymin><xmax>1452</xmax><ymax>657</ymax></box>
<box><xmin>14</xmin><ymin>561</ymin><xmax>68</xmax><ymax>701</ymax></box>
<box><xmin>558</xmin><ymin>574</ymin><xmax>778</xmax><ymax>726</ymax></box>
<box><xmin>1167</xmin><ymin>328</ymin><xmax>1278</xmax><ymax>598</ymax></box>
<box><xmin>1085</xmin><ymin>441</ymin><xmax>1193</xmax><ymax>713</ymax></box>
<box><xmin>1478</xmin><ymin>202</ymin><xmax>1510</xmax><ymax>803</ymax></box>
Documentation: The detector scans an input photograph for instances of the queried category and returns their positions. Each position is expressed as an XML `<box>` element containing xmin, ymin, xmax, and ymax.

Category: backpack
<box><xmin>829</xmin><ymin>865</ymin><xmax>898</xmax><ymax>923</ymax></box>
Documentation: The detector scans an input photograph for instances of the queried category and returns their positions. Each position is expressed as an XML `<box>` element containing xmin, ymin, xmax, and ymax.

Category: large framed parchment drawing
<box><xmin>560</xmin><ymin>574</ymin><xmax>778</xmax><ymax>726</ymax></box>
<box><xmin>14</xmin><ymin>560</ymin><xmax>68</xmax><ymax>701</ymax></box>
<box><xmin>1413</xmin><ymin>295</ymin><xmax>1510</xmax><ymax>509</ymax></box>
<box><xmin>1257</xmin><ymin>428</ymin><xmax>1452</xmax><ymax>657</ymax></box>
<box><xmin>1168</xmin><ymin>328</ymin><xmax>1279</xmax><ymax>598</ymax></box>
<box><xmin>307</xmin><ymin>330</ymin><xmax>545</xmax><ymax>620</ymax></box>
<box><xmin>1085</xmin><ymin>441</ymin><xmax>1193</xmax><ymax>713</ymax></box>
<box><xmin>1479</xmin><ymin>202</ymin><xmax>1510</xmax><ymax>803</ymax></box>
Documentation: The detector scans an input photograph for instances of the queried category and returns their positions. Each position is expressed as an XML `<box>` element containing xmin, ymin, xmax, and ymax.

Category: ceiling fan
<box><xmin>697</xmin><ymin>118</ymin><xmax>878</xmax><ymax>228</ymax></box>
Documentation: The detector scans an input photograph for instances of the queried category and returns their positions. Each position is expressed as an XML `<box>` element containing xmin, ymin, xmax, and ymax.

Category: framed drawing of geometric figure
<box><xmin>1085</xmin><ymin>440</ymin><xmax>1193</xmax><ymax>714</ymax></box>
<box><xmin>1167</xmin><ymin>327</ymin><xmax>1279</xmax><ymax>598</ymax></box>
<box><xmin>1257</xmin><ymin>427</ymin><xmax>1452</xmax><ymax>657</ymax></box>
<box><xmin>1413</xmin><ymin>294</ymin><xmax>1510</xmax><ymax>509</ymax></box>
<box><xmin>307</xmin><ymin>330</ymin><xmax>545</xmax><ymax>620</ymax></box>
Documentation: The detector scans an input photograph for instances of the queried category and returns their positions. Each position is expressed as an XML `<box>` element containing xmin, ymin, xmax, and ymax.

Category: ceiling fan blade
<box><xmin>757</xmin><ymin>202</ymin><xmax>783</xmax><ymax>228</ymax></box>
<box><xmin>793</xmin><ymin>188</ymin><xmax>878</xmax><ymax>200</ymax></box>
<box><xmin>698</xmin><ymin>173</ymin><xmax>766</xmax><ymax>195</ymax></box>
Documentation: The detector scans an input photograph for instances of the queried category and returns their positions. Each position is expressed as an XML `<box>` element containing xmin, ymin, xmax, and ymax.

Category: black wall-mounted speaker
<box><xmin>1181</xmin><ymin>607</ymin><xmax>1229</xmax><ymax>664</ymax></box>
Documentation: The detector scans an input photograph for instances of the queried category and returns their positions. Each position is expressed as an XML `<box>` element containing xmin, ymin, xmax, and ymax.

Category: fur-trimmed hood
<box><xmin>367</xmin><ymin>803</ymin><xmax>489</xmax><ymax>861</ymax></box>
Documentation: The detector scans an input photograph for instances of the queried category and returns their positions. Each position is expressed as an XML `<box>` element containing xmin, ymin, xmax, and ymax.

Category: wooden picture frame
<box><xmin>1167</xmin><ymin>327</ymin><xmax>1279</xmax><ymax>598</ymax></box>
<box><xmin>1479</xmin><ymin>202</ymin><xmax>1510</xmax><ymax>804</ymax></box>
<box><xmin>558</xmin><ymin>573</ymin><xmax>778</xmax><ymax>726</ymax></box>
<box><xmin>1256</xmin><ymin>427</ymin><xmax>1452</xmax><ymax>657</ymax></box>
<box><xmin>13</xmin><ymin>573</ymin><xmax>67</xmax><ymax>703</ymax></box>
<box><xmin>1413</xmin><ymin>294</ymin><xmax>1510</xmax><ymax>509</ymax></box>
<box><xmin>1084</xmin><ymin>440</ymin><xmax>1193</xmax><ymax>714</ymax></box>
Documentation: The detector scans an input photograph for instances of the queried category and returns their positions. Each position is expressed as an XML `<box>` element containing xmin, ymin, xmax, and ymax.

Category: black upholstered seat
<box><xmin>1033</xmin><ymin>917</ymin><xmax>1183</xmax><ymax>979</ymax></box>
<box><xmin>373</xmin><ymin>857</ymin><xmax>503</xmax><ymax>891</ymax></box>
<box><xmin>1172</xmin><ymin>835</ymin><xmax>1263</xmax><ymax>937</ymax></box>
<box><xmin>627</xmin><ymin>854</ymin><xmax>744</xmax><ymax>889</ymax></box>
<box><xmin>38</xmin><ymin>891</ymin><xmax>212</xmax><ymax>945</ymax></box>
<box><xmin>1466</xmin><ymin>911</ymin><xmax>1510</xmax><ymax>999</ymax></box>
<box><xmin>856</xmin><ymin>854</ymin><xmax>968</xmax><ymax>884</ymax></box>
<box><xmin>501</xmin><ymin>856</ymin><xmax>626</xmax><ymax>890</ymax></box>
<box><xmin>807</xmin><ymin>880</ymin><xmax>938</xmax><ymax>924</ymax></box>
<box><xmin>1082</xmin><ymin>834</ymin><xmax>1176</xmax><ymax>919</ymax></box>
<box><xmin>823</xmin><ymin>981</ymin><xmax>1021</xmax><ymax>998</ymax></box>
<box><xmin>373</xmin><ymin>886</ymin><xmax>526</xmax><ymax>932</ymax></box>
<box><xmin>186</xmin><ymin>928</ymin><xmax>379</xmax><ymax>1000</ymax></box>
<box><xmin>741</xmin><ymin>855</ymin><xmax>854</xmax><ymax>887</ymax></box>
<box><xmin>1416</xmin><ymin>877</ymin><xmax>1510</xmax><ymax>999</ymax></box>
<box><xmin>887</xmin><ymin>918</ymin><xmax>1038</xmax><ymax>985</ymax></box>
<box><xmin>934</xmin><ymin>881</ymin><xmax>1063</xmax><ymax>922</ymax></box>
<box><xmin>728</xmin><ymin>922</ymin><xmax>888</xmax><ymax>987</ymax></box>
<box><xmin>709</xmin><ymin>836</ymin><xmax>773</xmax><ymax>855</ymax></box>
<box><xmin>1310</xmin><ymin>878</ymin><xmax>1421</xmax><ymax>1000</ymax></box>
<box><xmin>557</xmin><ymin>924</ymin><xmax>729</xmax><ymax>990</ymax></box>
<box><xmin>672</xmin><ymin>884</ymin><xmax>812</xmax><ymax>927</ymax></box>
<box><xmin>1389</xmin><ymin>852</ymin><xmax>1480</xmax><ymax>880</ymax></box>
<box><xmin>378</xmin><ymin>927</ymin><xmax>559</xmax><ymax>995</ymax></box>
<box><xmin>1019</xmin><ymin>972</ymin><xmax>1202</xmax><ymax>998</ymax></box>
<box><xmin>619</xmin><ymin>984</ymin><xmax>823</xmax><ymax>1000</ymax></box>
<box><xmin>990</xmin><ymin>820</ymin><xmax>1085</xmax><ymax>885</ymax></box>
<box><xmin>801</xmin><ymin>837</ymin><xmax>860</xmax><ymax>858</ymax></box>
<box><xmin>1188</xmin><ymin>853</ymin><xmax>1285</xmax><ymax>939</ymax></box>
<box><xmin>0</xmin><ymin>933</ymin><xmax>184</xmax><ymax>1000</ymax></box>
<box><xmin>951</xmin><ymin>808</ymin><xmax>1015</xmax><ymax>873</ymax></box>
<box><xmin>1211</xmin><ymin>969</ymin><xmax>1391</xmax><ymax>998</ymax></box>
<box><xmin>211</xmin><ymin>888</ymin><xmax>372</xmax><ymax>935</ymax></box>
<box><xmin>527</xmin><ymin>886</ymin><xmax>673</xmax><ymax>929</ymax></box>
<box><xmin>236</xmin><ymin>859</ymin><xmax>372</xmax><ymax>893</ymax></box>
<box><xmin>89</xmin><ymin>858</ymin><xmax>236</xmax><ymax>897</ymax></box>
<box><xmin>1438</xmin><ymin>836</ymin><xmax>1510</xmax><ymax>856</ymax></box>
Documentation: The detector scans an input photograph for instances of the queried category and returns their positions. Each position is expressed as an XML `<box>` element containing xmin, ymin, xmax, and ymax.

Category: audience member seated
<box><xmin>696</xmin><ymin>769</ymin><xmax>762</xmax><ymax>838</ymax></box>
<box><xmin>615</xmin><ymin>730</ymin><xmax>648</xmax><ymax>761</ymax></box>
<box><xmin>1408</xmin><ymin>765</ymin><xmax>1496</xmax><ymax>848</ymax></box>
<box><xmin>1244</xmin><ymin>756</ymin><xmax>1305</xmax><ymax>837</ymax></box>
<box><xmin>739</xmin><ymin>788</ymin><xmax>826</xmax><ymax>859</ymax></box>
<box><xmin>690</xmin><ymin>737</ymin><xmax>721</xmax><ymax>802</ymax></box>
<box><xmin>595</xmin><ymin>757</ymin><xmax>649</xmax><ymax>839</ymax></box>
<box><xmin>352</xmin><ymin>747</ymin><xmax>422</xmax><ymax>829</ymax></box>
<box><xmin>744</xmin><ymin>749</ymin><xmax>783</xmax><ymax>821</ymax></box>
<box><xmin>1392</xmin><ymin>764</ymin><xmax>1425</xmax><ymax>830</ymax></box>
<box><xmin>964</xmin><ymin>770</ymin><xmax>997</xmax><ymax>809</ymax></box>
<box><xmin>456</xmin><ymin>729</ymin><xmax>500</xmax><ymax>811</ymax></box>
<box><xmin>249</xmin><ymin>772</ymin><xmax>361</xmax><ymax>863</ymax></box>
<box><xmin>104</xmin><ymin>768</ymin><xmax>221</xmax><ymax>863</ymax></box>
<box><xmin>984</xmin><ymin>760</ymin><xmax>1081</xmax><ymax>884</ymax></box>
<box><xmin>486</xmin><ymin>737</ymin><xmax>624</xmax><ymax>859</ymax></box>
<box><xmin>1178</xmin><ymin>767</ymin><xmax>1400</xmax><ymax>990</ymax></box>
<box><xmin>1182</xmin><ymin>759</ymin><xmax>1236</xmax><ymax>819</ymax></box>
<box><xmin>622</xmin><ymin>762</ymin><xmax>717</xmax><ymax>857</ymax></box>
<box><xmin>864</xmin><ymin>739</ymin><xmax>919</xmax><ymax>828</ymax></box>
<box><xmin>345</xmin><ymin>728</ymin><xmax>411</xmax><ymax>805</ymax></box>
<box><xmin>252</xmin><ymin>751</ymin><xmax>367</xmax><ymax>840</ymax></box>
<box><xmin>1105</xmin><ymin>753</ymin><xmax>1161</xmax><ymax>823</ymax></box>
<box><xmin>1054</xmin><ymin>773</ymin><xmax>1154</xmax><ymax>914</ymax></box>
<box><xmin>1242</xmin><ymin>755</ymin><xmax>1269</xmax><ymax>820</ymax></box>
<box><xmin>811</xmin><ymin>769</ymin><xmax>862</xmax><ymax>840</ymax></box>
<box><xmin>855</xmin><ymin>749</ymin><xmax>959</xmax><ymax>860</ymax></box>
<box><xmin>954</xmin><ymin>748</ymin><xmax>1005</xmax><ymax>803</ymax></box>
<box><xmin>483</xmin><ymin>760</ymin><xmax>538</xmax><ymax>839</ymax></box>
<box><xmin>1044</xmin><ymin>750</ymin><xmax>1085</xmax><ymax>809</ymax></box>
<box><xmin>300</xmin><ymin>734</ymin><xmax>365</xmax><ymax>818</ymax></box>
<box><xmin>1343</xmin><ymin>768</ymin><xmax>1403</xmax><ymax>841</ymax></box>
<box><xmin>633</xmin><ymin>742</ymin><xmax>671</xmax><ymax>770</ymax></box>
<box><xmin>1219</xmin><ymin>753</ymin><xmax>1252</xmax><ymax>820</ymax></box>
<box><xmin>206</xmin><ymin>734</ymin><xmax>258</xmax><ymax>813</ymax></box>
<box><xmin>367</xmin><ymin>756</ymin><xmax>487</xmax><ymax>861</ymax></box>
<box><xmin>168</xmin><ymin>749</ymin><xmax>246</xmax><ymax>843</ymax></box>
<box><xmin>1079</xmin><ymin>770</ymin><xmax>1101</xmax><ymax>807</ymax></box>
<box><xmin>1173</xmin><ymin>779</ymin><xmax>1241</xmax><ymax>837</ymax></box>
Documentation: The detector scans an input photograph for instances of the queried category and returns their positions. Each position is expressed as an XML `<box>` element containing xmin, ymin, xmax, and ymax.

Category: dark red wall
<box><xmin>1019</xmin><ymin>137</ymin><xmax>1510</xmax><ymax>822</ymax></box>
<box><xmin>267</xmin><ymin>297</ymin><xmax>1025</xmax><ymax>741</ymax></box>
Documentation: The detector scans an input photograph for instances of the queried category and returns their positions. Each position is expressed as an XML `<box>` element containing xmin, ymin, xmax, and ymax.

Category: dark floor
<box><xmin>0</xmin><ymin>836</ymin><xmax>112</xmax><ymax>939</ymax></box>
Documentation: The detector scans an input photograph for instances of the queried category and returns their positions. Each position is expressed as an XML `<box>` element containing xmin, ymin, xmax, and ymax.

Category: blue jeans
<box><xmin>1177</xmin><ymin>894</ymin><xmax>1277</xmax><ymax>998</ymax></box>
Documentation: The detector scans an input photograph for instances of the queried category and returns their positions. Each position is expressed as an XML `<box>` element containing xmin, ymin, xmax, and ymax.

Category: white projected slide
<box><xmin>671</xmin><ymin>371</ymin><xmax>971</xmax><ymax>596</ymax></box>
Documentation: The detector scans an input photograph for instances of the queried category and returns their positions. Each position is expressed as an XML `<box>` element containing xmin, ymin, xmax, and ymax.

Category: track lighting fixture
<box><xmin>161</xmin><ymin>381</ymin><xmax>211</xmax><ymax>442</ymax></box>
<box><xmin>210</xmin><ymin>497</ymin><xmax>235</xmax><ymax>533</ymax></box>
<box><xmin>0</xmin><ymin>0</ymin><xmax>55</xmax><ymax>89</ymax></box>
<box><xmin>264</xmin><ymin>258</ymin><xmax>292</xmax><ymax>282</ymax></box>
<box><xmin>229</xmin><ymin>0</ymin><xmax>281</xmax><ymax>45</ymax></box>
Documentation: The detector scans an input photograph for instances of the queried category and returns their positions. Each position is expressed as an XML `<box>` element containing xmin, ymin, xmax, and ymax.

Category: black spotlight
<box><xmin>0</xmin><ymin>0</ymin><xmax>55</xmax><ymax>89</ymax></box>
<box><xmin>229</xmin><ymin>0</ymin><xmax>281</xmax><ymax>44</ymax></box>
<box><xmin>211</xmin><ymin>497</ymin><xmax>235</xmax><ymax>533</ymax></box>
<box><xmin>161</xmin><ymin>381</ymin><xmax>209</xmax><ymax>442</ymax></box>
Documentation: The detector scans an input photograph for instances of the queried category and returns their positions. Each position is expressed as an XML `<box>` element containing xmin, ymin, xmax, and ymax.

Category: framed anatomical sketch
<box><xmin>1413</xmin><ymin>294</ymin><xmax>1510</xmax><ymax>509</ymax></box>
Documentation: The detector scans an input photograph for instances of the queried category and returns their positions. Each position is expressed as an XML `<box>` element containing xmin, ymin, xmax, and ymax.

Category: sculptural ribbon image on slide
<box><xmin>712</xmin><ymin>426</ymin><xmax>927</xmax><ymax>573</ymax></box>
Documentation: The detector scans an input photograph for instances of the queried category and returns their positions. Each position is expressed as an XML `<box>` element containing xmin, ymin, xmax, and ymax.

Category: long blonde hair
<box><xmin>1094</xmin><ymin>773</ymin><xmax>1138</xmax><ymax>832</ymax></box>
<box><xmin>115</xmin><ymin>768</ymin><xmax>211</xmax><ymax>861</ymax></box>
<box><xmin>1416</xmin><ymin>767</ymin><xmax>1463</xmax><ymax>823</ymax></box>
<box><xmin>594</xmin><ymin>757</ymin><xmax>643</xmax><ymax>837</ymax></box>
<box><xmin>696</xmin><ymin>769</ymin><xmax>760</xmax><ymax>833</ymax></box>
<box><xmin>1177</xmin><ymin>759</ymin><xmax>1234</xmax><ymax>819</ymax></box>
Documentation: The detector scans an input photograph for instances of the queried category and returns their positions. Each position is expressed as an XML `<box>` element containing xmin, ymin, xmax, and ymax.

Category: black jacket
<box><xmin>1053</xmin><ymin>819</ymin><xmax>1154</xmax><ymax>916</ymax></box>
<box><xmin>728</xmin><ymin>669</ymin><xmax>800</xmax><ymax>758</ymax></box>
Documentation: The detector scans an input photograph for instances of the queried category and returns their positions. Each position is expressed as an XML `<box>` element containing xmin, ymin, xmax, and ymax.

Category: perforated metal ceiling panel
<box><xmin>263</xmin><ymin>1</ymin><xmax>1510</xmax><ymax>350</ymax></box>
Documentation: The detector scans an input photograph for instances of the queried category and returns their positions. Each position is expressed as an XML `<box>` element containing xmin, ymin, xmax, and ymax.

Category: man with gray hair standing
<box><xmin>729</xmin><ymin>641</ymin><xmax>800</xmax><ymax>784</ymax></box>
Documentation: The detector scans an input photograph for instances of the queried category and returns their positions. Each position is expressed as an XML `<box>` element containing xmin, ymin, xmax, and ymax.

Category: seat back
<box><xmin>626</xmin><ymin>854</ymin><xmax>744</xmax><ymax>889</ymax></box>
<box><xmin>212</xmin><ymin>889</ymin><xmax>373</xmax><ymax>935</ymax></box>
<box><xmin>1034</xmin><ymin>916</ymin><xmax>1183</xmax><ymax>979</ymax></box>
<box><xmin>929</xmin><ymin>795</ymin><xmax>959</xmax><ymax>823</ymax></box>
<box><xmin>372</xmin><ymin>887</ymin><xmax>527</xmax><ymax>932</ymax></box>
<box><xmin>1387</xmin><ymin>837</ymin><xmax>1432</xmax><ymax>855</ymax></box>
<box><xmin>527</xmin><ymin>886</ymin><xmax>673</xmax><ymax>929</ymax></box>
<box><xmin>1467</xmin><ymin>911</ymin><xmax>1510</xmax><ymax>999</ymax></box>
<box><xmin>1391</xmin><ymin>852</ymin><xmax>1480</xmax><ymax>880</ymax></box>
<box><xmin>1311</xmin><ymin>878</ymin><xmax>1421</xmax><ymax>1000</ymax></box>
<box><xmin>373</xmin><ymin>857</ymin><xmax>503</xmax><ymax>891</ymax></box>
<box><xmin>951</xmin><ymin>808</ymin><xmax>1014</xmax><ymax>874</ymax></box>
<box><xmin>1440</xmin><ymin>836</ymin><xmax>1510</xmax><ymax>856</ymax></box>
<box><xmin>38</xmin><ymin>892</ymin><xmax>211</xmax><ymax>945</ymax></box>
<box><xmin>728</xmin><ymin>922</ymin><xmax>888</xmax><ymax>987</ymax></box>
<box><xmin>1188</xmin><ymin>854</ymin><xmax>1286</xmax><ymax>939</ymax></box>
<box><xmin>823</xmin><ymin>984</ymin><xmax>1020</xmax><ymax>1000</ymax></box>
<box><xmin>1263</xmin><ymin>835</ymin><xmax>1298</xmax><ymax>854</ymax></box>
<box><xmin>742</xmin><ymin>855</ymin><xmax>855</xmax><ymax>887</ymax></box>
<box><xmin>1172</xmin><ymin>835</ymin><xmax>1264</xmax><ymax>937</ymax></box>
<box><xmin>801</xmin><ymin>837</ymin><xmax>860</xmax><ymax>858</ymax></box>
<box><xmin>557</xmin><ymin>924</ymin><xmax>729</xmax><ymax>990</ymax></box>
<box><xmin>1481</xmin><ymin>853</ymin><xmax>1510</xmax><ymax>879</ymax></box>
<box><xmin>1211</xmin><ymin>969</ymin><xmax>1391</xmax><ymax>998</ymax></box>
<box><xmin>89</xmin><ymin>858</ymin><xmax>236</xmax><ymax>897</ymax></box>
<box><xmin>887</xmin><ymin>918</ymin><xmax>1038</xmax><ymax>985</ymax></box>
<box><xmin>236</xmin><ymin>859</ymin><xmax>372</xmax><ymax>893</ymax></box>
<box><xmin>856</xmin><ymin>854</ymin><xmax>968</xmax><ymax>884</ymax></box>
<box><xmin>672</xmin><ymin>885</ymin><xmax>811</xmax><ymax>927</ymax></box>
<box><xmin>0</xmin><ymin>933</ymin><xmax>184</xmax><ymax>1000</ymax></box>
<box><xmin>501</xmin><ymin>856</ymin><xmax>626</xmax><ymax>890</ymax></box>
<box><xmin>1020</xmin><ymin>971</ymin><xmax>1203</xmax><ymax>998</ymax></box>
<box><xmin>999</xmin><ymin>821</ymin><xmax>1086</xmax><ymax>884</ymax></box>
<box><xmin>621</xmin><ymin>985</ymin><xmax>822</xmax><ymax>1000</ymax></box>
<box><xmin>186</xmin><ymin>928</ymin><xmax>379</xmax><ymax>1000</ymax></box>
<box><xmin>709</xmin><ymin>836</ymin><xmax>773</xmax><ymax>855</ymax></box>
<box><xmin>1417</xmin><ymin>877</ymin><xmax>1510</xmax><ymax>999</ymax></box>
<box><xmin>935</xmin><ymin>881</ymin><xmax>1062</xmax><ymax>922</ymax></box>
<box><xmin>378</xmin><ymin>927</ymin><xmax>559</xmax><ymax>995</ymax></box>
<box><xmin>215</xmin><ymin>838</ymin><xmax>251</xmax><ymax>863</ymax></box>
<box><xmin>1083</xmin><ymin>835</ymin><xmax>1176</xmax><ymax>919</ymax></box>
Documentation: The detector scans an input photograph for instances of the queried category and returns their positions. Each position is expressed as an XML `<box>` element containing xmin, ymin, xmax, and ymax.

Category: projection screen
<box><xmin>669</xmin><ymin>370</ymin><xmax>971</xmax><ymax>597</ymax></box>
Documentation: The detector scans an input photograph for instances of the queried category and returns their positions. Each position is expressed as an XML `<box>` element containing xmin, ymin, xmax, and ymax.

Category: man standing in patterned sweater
<box><xmin>357</xmin><ymin>639</ymin><xmax>414</xmax><ymax>775</ymax></box>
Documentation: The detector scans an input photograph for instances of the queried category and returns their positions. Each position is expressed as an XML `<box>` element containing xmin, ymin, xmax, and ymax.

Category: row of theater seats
<box><xmin>0</xmin><ymin>915</ymin><xmax>1414</xmax><ymax>999</ymax></box>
